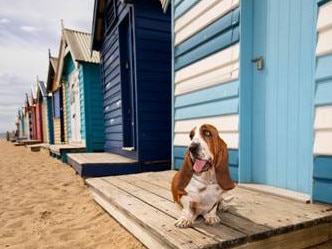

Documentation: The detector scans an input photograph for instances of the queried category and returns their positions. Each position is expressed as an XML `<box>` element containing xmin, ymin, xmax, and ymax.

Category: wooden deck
<box><xmin>86</xmin><ymin>170</ymin><xmax>332</xmax><ymax>249</ymax></box>
<box><xmin>49</xmin><ymin>144</ymin><xmax>85</xmax><ymax>162</ymax></box>
<box><xmin>67</xmin><ymin>153</ymin><xmax>139</xmax><ymax>177</ymax></box>
<box><xmin>14</xmin><ymin>139</ymin><xmax>40</xmax><ymax>146</ymax></box>
<box><xmin>26</xmin><ymin>143</ymin><xmax>49</xmax><ymax>152</ymax></box>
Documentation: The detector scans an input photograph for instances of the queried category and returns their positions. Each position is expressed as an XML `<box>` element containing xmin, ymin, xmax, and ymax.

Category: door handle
<box><xmin>251</xmin><ymin>56</ymin><xmax>264</xmax><ymax>70</ymax></box>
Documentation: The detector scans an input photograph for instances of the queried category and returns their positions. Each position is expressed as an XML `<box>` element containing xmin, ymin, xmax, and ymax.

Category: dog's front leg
<box><xmin>175</xmin><ymin>197</ymin><xmax>197</xmax><ymax>228</ymax></box>
<box><xmin>203</xmin><ymin>203</ymin><xmax>221</xmax><ymax>226</ymax></box>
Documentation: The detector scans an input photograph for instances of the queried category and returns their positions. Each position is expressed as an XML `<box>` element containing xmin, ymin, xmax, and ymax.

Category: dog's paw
<box><xmin>204</xmin><ymin>215</ymin><xmax>221</xmax><ymax>226</ymax></box>
<box><xmin>174</xmin><ymin>217</ymin><xmax>193</xmax><ymax>228</ymax></box>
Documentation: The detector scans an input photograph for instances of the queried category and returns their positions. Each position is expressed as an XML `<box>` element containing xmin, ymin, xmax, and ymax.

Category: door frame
<box><xmin>119</xmin><ymin>8</ymin><xmax>137</xmax><ymax>151</ymax></box>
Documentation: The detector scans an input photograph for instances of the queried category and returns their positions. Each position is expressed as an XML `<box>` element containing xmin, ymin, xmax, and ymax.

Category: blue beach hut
<box><xmin>170</xmin><ymin>0</ymin><xmax>332</xmax><ymax>204</ymax></box>
<box><xmin>68</xmin><ymin>0</ymin><xmax>172</xmax><ymax>177</ymax></box>
<box><xmin>49</xmin><ymin>27</ymin><xmax>104</xmax><ymax>162</ymax></box>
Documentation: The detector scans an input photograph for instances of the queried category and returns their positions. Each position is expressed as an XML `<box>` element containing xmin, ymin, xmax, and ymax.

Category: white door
<box><xmin>69</xmin><ymin>70</ymin><xmax>81</xmax><ymax>143</ymax></box>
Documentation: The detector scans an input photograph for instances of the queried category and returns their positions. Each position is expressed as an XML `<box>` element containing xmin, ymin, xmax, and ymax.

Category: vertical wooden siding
<box><xmin>81</xmin><ymin>63</ymin><xmax>105</xmax><ymax>152</ymax></box>
<box><xmin>173</xmin><ymin>0</ymin><xmax>240</xmax><ymax>181</ymax></box>
<box><xmin>61</xmin><ymin>83</ymin><xmax>68</xmax><ymax>143</ymax></box>
<box><xmin>134</xmin><ymin>0</ymin><xmax>172</xmax><ymax>162</ymax></box>
<box><xmin>101</xmin><ymin>1</ymin><xmax>130</xmax><ymax>155</ymax></box>
<box><xmin>62</xmin><ymin>54</ymin><xmax>76</xmax><ymax>143</ymax></box>
<box><xmin>53</xmin><ymin>118</ymin><xmax>61</xmax><ymax>144</ymax></box>
<box><xmin>47</xmin><ymin>97</ymin><xmax>54</xmax><ymax>144</ymax></box>
<box><xmin>78</xmin><ymin>66</ymin><xmax>86</xmax><ymax>142</ymax></box>
<box><xmin>42</xmin><ymin>101</ymin><xmax>49</xmax><ymax>143</ymax></box>
<box><xmin>313</xmin><ymin>0</ymin><xmax>332</xmax><ymax>204</ymax></box>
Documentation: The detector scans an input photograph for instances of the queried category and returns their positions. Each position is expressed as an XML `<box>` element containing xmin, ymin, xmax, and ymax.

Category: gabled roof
<box><xmin>46</xmin><ymin>55</ymin><xmax>58</xmax><ymax>93</ymax></box>
<box><xmin>37</xmin><ymin>79</ymin><xmax>47</xmax><ymax>101</ymax></box>
<box><xmin>54</xmin><ymin>27</ymin><xmax>100</xmax><ymax>90</ymax></box>
<box><xmin>62</xmin><ymin>28</ymin><xmax>100</xmax><ymax>64</ymax></box>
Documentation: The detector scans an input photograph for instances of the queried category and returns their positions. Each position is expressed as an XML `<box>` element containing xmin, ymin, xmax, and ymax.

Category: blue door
<box><xmin>251</xmin><ymin>0</ymin><xmax>316</xmax><ymax>194</ymax></box>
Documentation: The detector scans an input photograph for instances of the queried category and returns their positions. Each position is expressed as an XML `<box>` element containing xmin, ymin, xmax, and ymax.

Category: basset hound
<box><xmin>171</xmin><ymin>124</ymin><xmax>235</xmax><ymax>228</ymax></box>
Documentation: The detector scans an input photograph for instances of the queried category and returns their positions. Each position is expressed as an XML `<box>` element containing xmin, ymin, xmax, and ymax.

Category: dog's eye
<box><xmin>204</xmin><ymin>130</ymin><xmax>211</xmax><ymax>138</ymax></box>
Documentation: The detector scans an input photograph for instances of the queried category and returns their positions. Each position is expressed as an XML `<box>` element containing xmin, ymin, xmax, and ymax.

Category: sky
<box><xmin>0</xmin><ymin>0</ymin><xmax>94</xmax><ymax>133</ymax></box>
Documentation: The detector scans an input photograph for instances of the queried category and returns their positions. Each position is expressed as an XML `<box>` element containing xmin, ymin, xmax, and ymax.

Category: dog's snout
<box><xmin>189</xmin><ymin>142</ymin><xmax>200</xmax><ymax>153</ymax></box>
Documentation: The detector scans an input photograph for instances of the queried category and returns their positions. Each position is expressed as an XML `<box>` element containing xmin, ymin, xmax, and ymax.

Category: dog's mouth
<box><xmin>192</xmin><ymin>158</ymin><xmax>211</xmax><ymax>173</ymax></box>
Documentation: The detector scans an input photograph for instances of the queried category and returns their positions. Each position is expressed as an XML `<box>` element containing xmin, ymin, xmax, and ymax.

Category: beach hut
<box><xmin>46</xmin><ymin>55</ymin><xmax>58</xmax><ymax>145</ymax></box>
<box><xmin>170</xmin><ymin>0</ymin><xmax>332</xmax><ymax>204</ymax></box>
<box><xmin>68</xmin><ymin>0</ymin><xmax>172</xmax><ymax>177</ymax></box>
<box><xmin>17</xmin><ymin>107</ymin><xmax>26</xmax><ymax>139</ymax></box>
<box><xmin>49</xmin><ymin>27</ymin><xmax>104</xmax><ymax>162</ymax></box>
<box><xmin>312</xmin><ymin>0</ymin><xmax>332</xmax><ymax>204</ymax></box>
<box><xmin>36</xmin><ymin>79</ymin><xmax>50</xmax><ymax>143</ymax></box>
<box><xmin>34</xmin><ymin>83</ymin><xmax>43</xmax><ymax>142</ymax></box>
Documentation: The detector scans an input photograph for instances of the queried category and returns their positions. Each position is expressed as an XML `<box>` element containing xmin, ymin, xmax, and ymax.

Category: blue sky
<box><xmin>0</xmin><ymin>0</ymin><xmax>94</xmax><ymax>133</ymax></box>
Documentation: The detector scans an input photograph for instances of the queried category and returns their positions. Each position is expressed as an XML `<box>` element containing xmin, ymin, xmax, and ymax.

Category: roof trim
<box><xmin>91</xmin><ymin>0</ymin><xmax>106</xmax><ymax>51</ymax></box>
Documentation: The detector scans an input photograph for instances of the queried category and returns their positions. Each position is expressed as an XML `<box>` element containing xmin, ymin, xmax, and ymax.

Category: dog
<box><xmin>171</xmin><ymin>124</ymin><xmax>235</xmax><ymax>228</ymax></box>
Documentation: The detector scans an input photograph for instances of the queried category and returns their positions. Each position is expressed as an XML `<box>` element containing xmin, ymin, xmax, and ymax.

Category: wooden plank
<box><xmin>239</xmin><ymin>184</ymin><xmax>310</xmax><ymax>203</ymax></box>
<box><xmin>67</xmin><ymin>152</ymin><xmax>138</xmax><ymax>164</ymax></box>
<box><xmin>106</xmin><ymin>176</ymin><xmax>247</xmax><ymax>245</ymax></box>
<box><xmin>174</xmin><ymin>131</ymin><xmax>238</xmax><ymax>149</ymax></box>
<box><xmin>316</xmin><ymin>28</ymin><xmax>332</xmax><ymax>57</ymax></box>
<box><xmin>314</xmin><ymin>106</ymin><xmax>332</xmax><ymax>130</ymax></box>
<box><xmin>175</xmin><ymin>80</ymin><xmax>239</xmax><ymax>107</ymax></box>
<box><xmin>317</xmin><ymin>1</ymin><xmax>332</xmax><ymax>32</ymax></box>
<box><xmin>230</xmin><ymin>187</ymin><xmax>332</xmax><ymax>227</ymax></box>
<box><xmin>315</xmin><ymin>79</ymin><xmax>332</xmax><ymax>106</ymax></box>
<box><xmin>175</xmin><ymin>0</ymin><xmax>239</xmax><ymax>45</ymax></box>
<box><xmin>90</xmin><ymin>190</ymin><xmax>171</xmax><ymax>249</ymax></box>
<box><xmin>174</xmin><ymin>98</ymin><xmax>239</xmax><ymax>120</ymax></box>
<box><xmin>86</xmin><ymin>178</ymin><xmax>220</xmax><ymax>249</ymax></box>
<box><xmin>174</xmin><ymin>114</ymin><xmax>239</xmax><ymax>133</ymax></box>
<box><xmin>314</xmin><ymin>131</ymin><xmax>332</xmax><ymax>155</ymax></box>
<box><xmin>175</xmin><ymin>43</ymin><xmax>239</xmax><ymax>84</ymax></box>
<box><xmin>234</xmin><ymin>223</ymin><xmax>332</xmax><ymax>249</ymax></box>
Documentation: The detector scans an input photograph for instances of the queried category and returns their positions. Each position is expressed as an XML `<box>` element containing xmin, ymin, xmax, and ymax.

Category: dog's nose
<box><xmin>189</xmin><ymin>142</ymin><xmax>200</xmax><ymax>153</ymax></box>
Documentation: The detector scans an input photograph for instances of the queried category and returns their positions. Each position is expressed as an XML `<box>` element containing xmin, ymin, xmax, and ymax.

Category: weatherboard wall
<box><xmin>313</xmin><ymin>0</ymin><xmax>332</xmax><ymax>204</ymax></box>
<box><xmin>172</xmin><ymin>0</ymin><xmax>240</xmax><ymax>181</ymax></box>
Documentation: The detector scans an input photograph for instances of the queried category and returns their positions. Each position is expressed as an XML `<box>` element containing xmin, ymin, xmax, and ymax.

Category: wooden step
<box><xmin>86</xmin><ymin>171</ymin><xmax>332</xmax><ymax>249</ymax></box>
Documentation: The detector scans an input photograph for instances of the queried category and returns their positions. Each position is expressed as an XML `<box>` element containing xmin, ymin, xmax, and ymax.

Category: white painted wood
<box><xmin>175</xmin><ymin>0</ymin><xmax>239</xmax><ymax>45</ymax></box>
<box><xmin>175</xmin><ymin>62</ymin><xmax>239</xmax><ymax>96</ymax></box>
<box><xmin>314</xmin><ymin>130</ymin><xmax>332</xmax><ymax>155</ymax></box>
<box><xmin>174</xmin><ymin>132</ymin><xmax>239</xmax><ymax>149</ymax></box>
<box><xmin>316</xmin><ymin>28</ymin><xmax>332</xmax><ymax>56</ymax></box>
<box><xmin>317</xmin><ymin>1</ymin><xmax>332</xmax><ymax>32</ymax></box>
<box><xmin>69</xmin><ymin>70</ymin><xmax>82</xmax><ymax>143</ymax></box>
<box><xmin>174</xmin><ymin>115</ymin><xmax>239</xmax><ymax>133</ymax></box>
<box><xmin>314</xmin><ymin>106</ymin><xmax>332</xmax><ymax>130</ymax></box>
<box><xmin>175</xmin><ymin>43</ymin><xmax>239</xmax><ymax>84</ymax></box>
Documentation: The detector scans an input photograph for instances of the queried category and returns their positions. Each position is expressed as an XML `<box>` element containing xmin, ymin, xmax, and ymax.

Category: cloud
<box><xmin>0</xmin><ymin>18</ymin><xmax>10</xmax><ymax>23</ymax></box>
<box><xmin>20</xmin><ymin>25</ymin><xmax>41</xmax><ymax>33</ymax></box>
<box><xmin>0</xmin><ymin>0</ymin><xmax>94</xmax><ymax>132</ymax></box>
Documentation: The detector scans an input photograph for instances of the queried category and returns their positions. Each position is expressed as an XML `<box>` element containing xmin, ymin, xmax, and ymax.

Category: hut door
<box><xmin>69</xmin><ymin>71</ymin><xmax>81</xmax><ymax>143</ymax></box>
<box><xmin>251</xmin><ymin>0</ymin><xmax>315</xmax><ymax>194</ymax></box>
<box><xmin>120</xmin><ymin>12</ymin><xmax>136</xmax><ymax>150</ymax></box>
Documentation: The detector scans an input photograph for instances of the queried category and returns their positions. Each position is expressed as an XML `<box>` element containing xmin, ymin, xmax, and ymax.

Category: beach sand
<box><xmin>0</xmin><ymin>139</ymin><xmax>145</xmax><ymax>249</ymax></box>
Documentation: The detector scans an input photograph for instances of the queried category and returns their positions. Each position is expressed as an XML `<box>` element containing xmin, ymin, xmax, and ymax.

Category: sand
<box><xmin>0</xmin><ymin>139</ymin><xmax>146</xmax><ymax>249</ymax></box>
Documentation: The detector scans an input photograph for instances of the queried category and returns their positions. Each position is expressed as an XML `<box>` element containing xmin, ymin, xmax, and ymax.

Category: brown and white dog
<box><xmin>171</xmin><ymin>124</ymin><xmax>235</xmax><ymax>228</ymax></box>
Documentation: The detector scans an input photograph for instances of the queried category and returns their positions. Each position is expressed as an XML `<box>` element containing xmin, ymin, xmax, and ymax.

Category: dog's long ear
<box><xmin>171</xmin><ymin>150</ymin><xmax>193</xmax><ymax>206</ymax></box>
<box><xmin>213</xmin><ymin>136</ymin><xmax>235</xmax><ymax>190</ymax></box>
